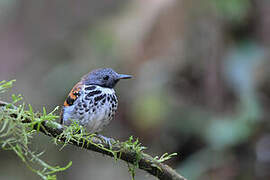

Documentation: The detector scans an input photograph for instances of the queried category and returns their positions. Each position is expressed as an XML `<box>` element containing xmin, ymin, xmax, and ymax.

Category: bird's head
<box><xmin>82</xmin><ymin>68</ymin><xmax>132</xmax><ymax>88</ymax></box>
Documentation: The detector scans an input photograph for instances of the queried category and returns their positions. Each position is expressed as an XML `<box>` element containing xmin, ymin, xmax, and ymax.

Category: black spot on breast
<box><xmin>112</xmin><ymin>104</ymin><xmax>115</xmax><ymax>108</ymax></box>
<box><xmin>85</xmin><ymin>86</ymin><xmax>96</xmax><ymax>91</ymax></box>
<box><xmin>83</xmin><ymin>103</ymin><xmax>87</xmax><ymax>108</ymax></box>
<box><xmin>85</xmin><ymin>94</ymin><xmax>92</xmax><ymax>101</ymax></box>
<box><xmin>111</xmin><ymin>95</ymin><xmax>117</xmax><ymax>103</ymax></box>
<box><xmin>94</xmin><ymin>102</ymin><xmax>98</xmax><ymax>106</ymax></box>
<box><xmin>102</xmin><ymin>99</ymin><xmax>106</xmax><ymax>104</ymax></box>
<box><xmin>94</xmin><ymin>94</ymin><xmax>106</xmax><ymax>102</ymax></box>
<box><xmin>78</xmin><ymin>102</ymin><xmax>82</xmax><ymax>107</ymax></box>
<box><xmin>93</xmin><ymin>108</ymin><xmax>96</xmax><ymax>112</ymax></box>
<box><xmin>87</xmin><ymin>90</ymin><xmax>101</xmax><ymax>97</ymax></box>
<box><xmin>107</xmin><ymin>96</ymin><xmax>110</xmax><ymax>101</ymax></box>
<box><xmin>85</xmin><ymin>109</ymin><xmax>89</xmax><ymax>112</ymax></box>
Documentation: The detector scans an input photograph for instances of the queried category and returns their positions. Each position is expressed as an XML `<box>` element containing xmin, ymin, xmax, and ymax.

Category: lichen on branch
<box><xmin>0</xmin><ymin>80</ymin><xmax>186</xmax><ymax>180</ymax></box>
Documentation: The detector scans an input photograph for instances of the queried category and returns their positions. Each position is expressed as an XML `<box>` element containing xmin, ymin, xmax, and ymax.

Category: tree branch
<box><xmin>0</xmin><ymin>100</ymin><xmax>186</xmax><ymax>180</ymax></box>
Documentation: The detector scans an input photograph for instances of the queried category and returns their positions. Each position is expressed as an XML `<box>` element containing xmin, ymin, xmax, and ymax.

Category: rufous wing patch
<box><xmin>63</xmin><ymin>82</ymin><xmax>82</xmax><ymax>107</ymax></box>
<box><xmin>60</xmin><ymin>82</ymin><xmax>83</xmax><ymax>124</ymax></box>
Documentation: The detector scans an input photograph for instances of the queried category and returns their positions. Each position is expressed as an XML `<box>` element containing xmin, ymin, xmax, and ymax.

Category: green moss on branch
<box><xmin>0</xmin><ymin>80</ymin><xmax>186</xmax><ymax>180</ymax></box>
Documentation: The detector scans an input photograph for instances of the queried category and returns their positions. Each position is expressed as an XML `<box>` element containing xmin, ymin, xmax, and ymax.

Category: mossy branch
<box><xmin>0</xmin><ymin>100</ymin><xmax>186</xmax><ymax>180</ymax></box>
<box><xmin>0</xmin><ymin>80</ymin><xmax>186</xmax><ymax>180</ymax></box>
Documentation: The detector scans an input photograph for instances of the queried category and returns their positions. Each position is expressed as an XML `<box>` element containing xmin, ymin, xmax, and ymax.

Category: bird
<box><xmin>60</xmin><ymin>68</ymin><xmax>132</xmax><ymax>145</ymax></box>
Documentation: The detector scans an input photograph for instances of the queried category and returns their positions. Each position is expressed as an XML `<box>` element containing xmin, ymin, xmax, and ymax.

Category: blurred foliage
<box><xmin>1</xmin><ymin>0</ymin><xmax>270</xmax><ymax>179</ymax></box>
<box><xmin>211</xmin><ymin>0</ymin><xmax>251</xmax><ymax>22</ymax></box>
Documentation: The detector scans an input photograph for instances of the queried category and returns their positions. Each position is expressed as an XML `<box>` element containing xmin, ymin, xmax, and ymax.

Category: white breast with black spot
<box><xmin>63</xmin><ymin>85</ymin><xmax>118</xmax><ymax>133</ymax></box>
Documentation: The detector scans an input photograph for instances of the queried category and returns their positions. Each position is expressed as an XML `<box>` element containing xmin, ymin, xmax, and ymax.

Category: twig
<box><xmin>0</xmin><ymin>101</ymin><xmax>186</xmax><ymax>180</ymax></box>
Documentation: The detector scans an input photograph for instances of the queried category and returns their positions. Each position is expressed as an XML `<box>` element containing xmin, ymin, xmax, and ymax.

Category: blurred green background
<box><xmin>1</xmin><ymin>0</ymin><xmax>270</xmax><ymax>179</ymax></box>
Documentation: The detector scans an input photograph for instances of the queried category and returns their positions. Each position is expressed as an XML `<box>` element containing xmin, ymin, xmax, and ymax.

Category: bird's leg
<box><xmin>71</xmin><ymin>127</ymin><xmax>83</xmax><ymax>135</ymax></box>
<box><xmin>96</xmin><ymin>134</ymin><xmax>112</xmax><ymax>148</ymax></box>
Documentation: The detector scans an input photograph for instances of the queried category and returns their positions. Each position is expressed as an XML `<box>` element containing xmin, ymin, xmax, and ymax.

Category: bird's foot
<box><xmin>96</xmin><ymin>134</ymin><xmax>112</xmax><ymax>148</ymax></box>
<box><xmin>72</xmin><ymin>128</ymin><xmax>84</xmax><ymax>135</ymax></box>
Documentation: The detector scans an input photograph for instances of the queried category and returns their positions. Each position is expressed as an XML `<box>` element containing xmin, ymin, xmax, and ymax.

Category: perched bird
<box><xmin>60</xmin><ymin>68</ymin><xmax>132</xmax><ymax>144</ymax></box>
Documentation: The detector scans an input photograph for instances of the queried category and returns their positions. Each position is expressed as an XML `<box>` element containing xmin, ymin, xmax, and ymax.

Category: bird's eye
<box><xmin>103</xmin><ymin>75</ymin><xmax>109</xmax><ymax>80</ymax></box>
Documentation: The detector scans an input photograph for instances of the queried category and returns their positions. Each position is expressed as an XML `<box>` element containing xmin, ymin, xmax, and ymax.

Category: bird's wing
<box><xmin>63</xmin><ymin>82</ymin><xmax>83</xmax><ymax>107</ymax></box>
<box><xmin>60</xmin><ymin>82</ymin><xmax>83</xmax><ymax>124</ymax></box>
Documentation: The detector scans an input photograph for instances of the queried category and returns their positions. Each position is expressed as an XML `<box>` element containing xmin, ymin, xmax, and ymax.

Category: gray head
<box><xmin>82</xmin><ymin>68</ymin><xmax>132</xmax><ymax>88</ymax></box>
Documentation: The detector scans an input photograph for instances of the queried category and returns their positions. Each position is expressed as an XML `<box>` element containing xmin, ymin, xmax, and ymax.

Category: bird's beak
<box><xmin>118</xmin><ymin>74</ymin><xmax>133</xmax><ymax>79</ymax></box>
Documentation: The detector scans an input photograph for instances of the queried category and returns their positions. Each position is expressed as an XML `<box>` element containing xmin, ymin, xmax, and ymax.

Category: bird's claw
<box><xmin>97</xmin><ymin>134</ymin><xmax>112</xmax><ymax>148</ymax></box>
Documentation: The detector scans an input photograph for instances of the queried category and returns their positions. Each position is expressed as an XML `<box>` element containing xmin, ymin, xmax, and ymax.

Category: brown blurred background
<box><xmin>1</xmin><ymin>0</ymin><xmax>270</xmax><ymax>179</ymax></box>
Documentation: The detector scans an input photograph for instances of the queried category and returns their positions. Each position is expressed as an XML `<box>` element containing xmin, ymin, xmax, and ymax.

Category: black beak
<box><xmin>118</xmin><ymin>74</ymin><xmax>133</xmax><ymax>79</ymax></box>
